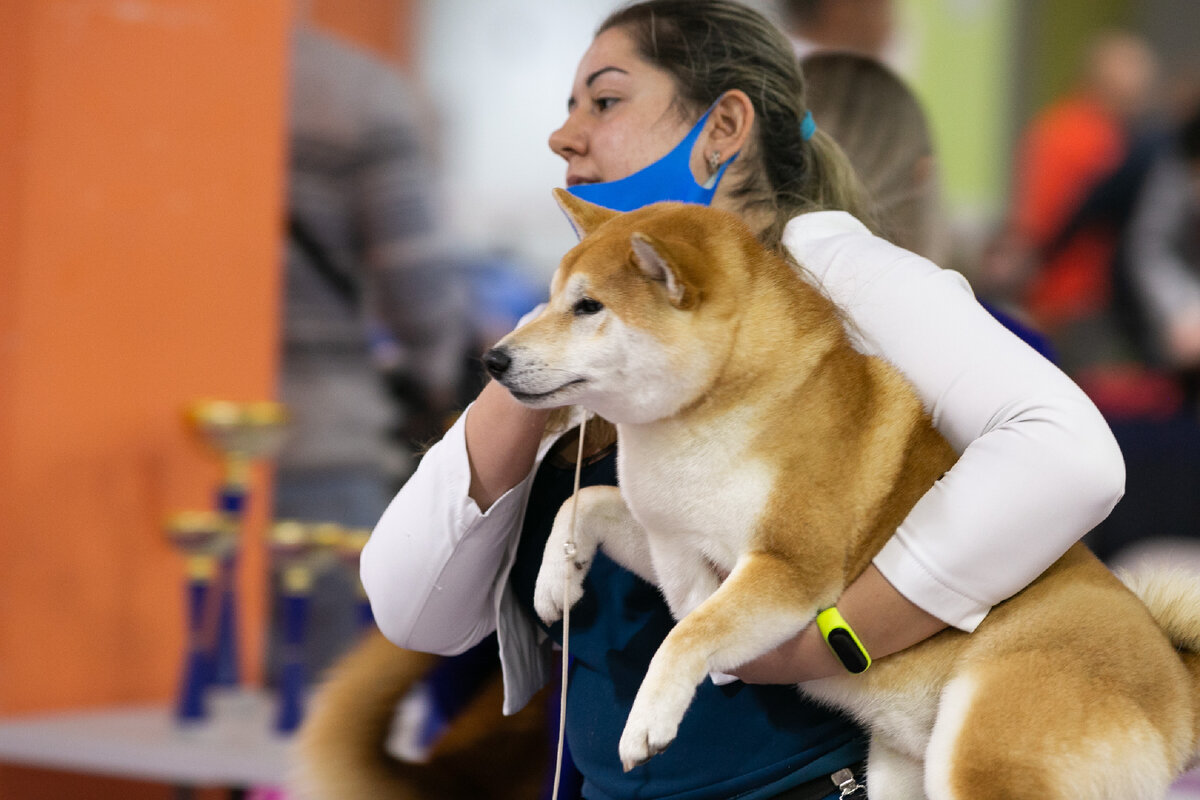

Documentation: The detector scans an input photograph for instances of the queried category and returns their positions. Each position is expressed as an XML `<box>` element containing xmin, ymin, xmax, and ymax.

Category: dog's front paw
<box><xmin>618</xmin><ymin>652</ymin><xmax>706</xmax><ymax>771</ymax></box>
<box><xmin>618</xmin><ymin>697</ymin><xmax>681</xmax><ymax>772</ymax></box>
<box><xmin>533</xmin><ymin>550</ymin><xmax>588</xmax><ymax>624</ymax></box>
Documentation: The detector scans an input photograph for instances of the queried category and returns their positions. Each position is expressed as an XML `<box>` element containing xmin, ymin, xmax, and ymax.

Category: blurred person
<box><xmin>272</xmin><ymin>23</ymin><xmax>471</xmax><ymax>684</ymax></box>
<box><xmin>780</xmin><ymin>0</ymin><xmax>896</xmax><ymax>61</ymax></box>
<box><xmin>1125</xmin><ymin>101</ymin><xmax>1200</xmax><ymax>410</ymax></box>
<box><xmin>801</xmin><ymin>51</ymin><xmax>944</xmax><ymax>263</ymax></box>
<box><xmin>802</xmin><ymin>50</ymin><xmax>1055</xmax><ymax>360</ymax></box>
<box><xmin>978</xmin><ymin>31</ymin><xmax>1160</xmax><ymax>374</ymax></box>
<box><xmin>283</xmin><ymin>23</ymin><xmax>572</xmax><ymax>800</ymax></box>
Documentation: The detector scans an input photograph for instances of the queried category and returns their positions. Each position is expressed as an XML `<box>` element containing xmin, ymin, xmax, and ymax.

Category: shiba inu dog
<box><xmin>483</xmin><ymin>189</ymin><xmax>1200</xmax><ymax>799</ymax></box>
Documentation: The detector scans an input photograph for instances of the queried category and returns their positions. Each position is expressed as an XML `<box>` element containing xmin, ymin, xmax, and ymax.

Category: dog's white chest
<box><xmin>616</xmin><ymin>427</ymin><xmax>773</xmax><ymax>565</ymax></box>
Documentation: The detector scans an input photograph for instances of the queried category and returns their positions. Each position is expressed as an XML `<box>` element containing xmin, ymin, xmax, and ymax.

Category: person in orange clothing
<box><xmin>981</xmin><ymin>32</ymin><xmax>1159</xmax><ymax>371</ymax></box>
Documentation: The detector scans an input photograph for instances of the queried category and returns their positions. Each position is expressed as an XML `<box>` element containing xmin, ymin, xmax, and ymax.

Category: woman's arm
<box><xmin>742</xmin><ymin>215</ymin><xmax>1126</xmax><ymax>681</ymax></box>
<box><xmin>466</xmin><ymin>380</ymin><xmax>551</xmax><ymax>511</ymax></box>
<box><xmin>731</xmin><ymin>566</ymin><xmax>946</xmax><ymax>683</ymax></box>
<box><xmin>360</xmin><ymin>380</ymin><xmax>550</xmax><ymax>655</ymax></box>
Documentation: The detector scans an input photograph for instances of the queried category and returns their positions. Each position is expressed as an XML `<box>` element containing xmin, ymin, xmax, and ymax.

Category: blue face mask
<box><xmin>567</xmin><ymin>104</ymin><xmax>737</xmax><ymax>213</ymax></box>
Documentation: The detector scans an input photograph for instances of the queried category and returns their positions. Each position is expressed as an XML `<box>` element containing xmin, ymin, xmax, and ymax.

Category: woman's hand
<box><xmin>729</xmin><ymin>565</ymin><xmax>948</xmax><ymax>684</ymax></box>
<box><xmin>465</xmin><ymin>380</ymin><xmax>552</xmax><ymax>511</ymax></box>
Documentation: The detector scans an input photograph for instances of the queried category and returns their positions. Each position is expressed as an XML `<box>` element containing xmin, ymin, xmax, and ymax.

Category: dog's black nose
<box><xmin>483</xmin><ymin>348</ymin><xmax>511</xmax><ymax>379</ymax></box>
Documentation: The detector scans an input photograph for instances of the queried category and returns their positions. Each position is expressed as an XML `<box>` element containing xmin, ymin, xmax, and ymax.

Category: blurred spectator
<box><xmin>802</xmin><ymin>50</ymin><xmax>1054</xmax><ymax>361</ymax></box>
<box><xmin>802</xmin><ymin>51</ymin><xmax>946</xmax><ymax>264</ymax></box>
<box><xmin>780</xmin><ymin>0</ymin><xmax>895</xmax><ymax>61</ymax></box>
<box><xmin>1125</xmin><ymin>102</ymin><xmax>1200</xmax><ymax>411</ymax></box>
<box><xmin>272</xmin><ymin>24</ymin><xmax>471</xmax><ymax>681</ymax></box>
<box><xmin>977</xmin><ymin>31</ymin><xmax>1160</xmax><ymax>375</ymax></box>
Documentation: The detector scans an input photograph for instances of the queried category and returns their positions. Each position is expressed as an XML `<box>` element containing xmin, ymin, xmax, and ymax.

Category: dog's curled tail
<box><xmin>1118</xmin><ymin>564</ymin><xmax>1200</xmax><ymax>751</ymax></box>
<box><xmin>1119</xmin><ymin>565</ymin><xmax>1200</xmax><ymax>654</ymax></box>
<box><xmin>291</xmin><ymin>630</ymin><xmax>550</xmax><ymax>800</ymax></box>
<box><xmin>292</xmin><ymin>630</ymin><xmax>439</xmax><ymax>799</ymax></box>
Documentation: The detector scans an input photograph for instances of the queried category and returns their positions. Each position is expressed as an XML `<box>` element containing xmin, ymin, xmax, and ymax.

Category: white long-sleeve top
<box><xmin>361</xmin><ymin>211</ymin><xmax>1125</xmax><ymax>715</ymax></box>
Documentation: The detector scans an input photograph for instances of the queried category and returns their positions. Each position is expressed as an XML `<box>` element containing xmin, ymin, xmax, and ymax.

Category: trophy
<box><xmin>337</xmin><ymin>527</ymin><xmax>374</xmax><ymax>631</ymax></box>
<box><xmin>164</xmin><ymin>510</ymin><xmax>237</xmax><ymax>724</ymax></box>
<box><xmin>268</xmin><ymin>520</ymin><xmax>345</xmax><ymax>733</ymax></box>
<box><xmin>184</xmin><ymin>399</ymin><xmax>290</xmax><ymax>689</ymax></box>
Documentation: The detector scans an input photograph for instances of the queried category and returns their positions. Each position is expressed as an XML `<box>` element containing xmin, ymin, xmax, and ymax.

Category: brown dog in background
<box><xmin>292</xmin><ymin>630</ymin><xmax>550</xmax><ymax>800</ymax></box>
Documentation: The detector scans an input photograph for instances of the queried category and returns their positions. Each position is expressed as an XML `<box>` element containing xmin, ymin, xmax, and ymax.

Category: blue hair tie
<box><xmin>800</xmin><ymin>110</ymin><xmax>816</xmax><ymax>141</ymax></box>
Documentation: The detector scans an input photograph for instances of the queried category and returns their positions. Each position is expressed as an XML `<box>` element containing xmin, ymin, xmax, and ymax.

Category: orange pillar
<box><xmin>0</xmin><ymin>1</ymin><xmax>290</xmax><ymax>797</ymax></box>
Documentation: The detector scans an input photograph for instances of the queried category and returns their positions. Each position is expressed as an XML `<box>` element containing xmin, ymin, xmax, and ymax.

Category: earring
<box><xmin>707</xmin><ymin>151</ymin><xmax>722</xmax><ymax>173</ymax></box>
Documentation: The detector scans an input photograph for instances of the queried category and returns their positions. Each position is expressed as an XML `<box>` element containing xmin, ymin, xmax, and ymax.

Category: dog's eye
<box><xmin>573</xmin><ymin>297</ymin><xmax>604</xmax><ymax>316</ymax></box>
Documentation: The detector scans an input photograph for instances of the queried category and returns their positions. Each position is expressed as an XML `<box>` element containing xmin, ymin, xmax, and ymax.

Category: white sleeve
<box><xmin>360</xmin><ymin>407</ymin><xmax>538</xmax><ymax>655</ymax></box>
<box><xmin>786</xmin><ymin>214</ymin><xmax>1125</xmax><ymax>631</ymax></box>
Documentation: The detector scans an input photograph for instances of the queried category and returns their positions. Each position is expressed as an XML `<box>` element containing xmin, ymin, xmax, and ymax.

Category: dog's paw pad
<box><xmin>618</xmin><ymin>713</ymin><xmax>678</xmax><ymax>772</ymax></box>
<box><xmin>533</xmin><ymin>589</ymin><xmax>564</xmax><ymax>625</ymax></box>
<box><xmin>618</xmin><ymin>727</ymin><xmax>673</xmax><ymax>772</ymax></box>
<box><xmin>533</xmin><ymin>556</ymin><xmax>590</xmax><ymax>624</ymax></box>
<box><xmin>533</xmin><ymin>574</ymin><xmax>583</xmax><ymax>625</ymax></box>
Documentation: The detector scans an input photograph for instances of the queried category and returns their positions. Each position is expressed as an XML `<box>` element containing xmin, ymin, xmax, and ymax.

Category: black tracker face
<box><xmin>826</xmin><ymin>627</ymin><xmax>871</xmax><ymax>674</ymax></box>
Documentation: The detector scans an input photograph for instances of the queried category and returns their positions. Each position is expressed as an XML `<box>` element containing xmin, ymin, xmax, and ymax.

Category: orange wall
<box><xmin>312</xmin><ymin>0</ymin><xmax>418</xmax><ymax>67</ymax></box>
<box><xmin>0</xmin><ymin>0</ymin><xmax>290</xmax><ymax>796</ymax></box>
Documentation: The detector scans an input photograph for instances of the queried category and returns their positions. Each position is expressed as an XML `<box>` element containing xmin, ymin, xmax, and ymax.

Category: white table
<box><xmin>0</xmin><ymin>690</ymin><xmax>294</xmax><ymax>796</ymax></box>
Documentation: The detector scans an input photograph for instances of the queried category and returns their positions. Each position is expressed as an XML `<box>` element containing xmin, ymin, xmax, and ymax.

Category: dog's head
<box><xmin>484</xmin><ymin>190</ymin><xmax>759</xmax><ymax>424</ymax></box>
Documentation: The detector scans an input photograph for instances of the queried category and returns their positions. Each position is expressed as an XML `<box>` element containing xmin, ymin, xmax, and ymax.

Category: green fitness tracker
<box><xmin>816</xmin><ymin>607</ymin><xmax>871</xmax><ymax>674</ymax></box>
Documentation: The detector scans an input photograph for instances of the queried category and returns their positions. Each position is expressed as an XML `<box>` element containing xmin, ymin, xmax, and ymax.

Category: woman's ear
<box><xmin>702</xmin><ymin>90</ymin><xmax>755</xmax><ymax>168</ymax></box>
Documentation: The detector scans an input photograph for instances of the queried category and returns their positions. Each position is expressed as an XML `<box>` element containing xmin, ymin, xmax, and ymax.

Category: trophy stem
<box><xmin>176</xmin><ymin>555</ymin><xmax>217</xmax><ymax>723</ymax></box>
<box><xmin>211</xmin><ymin>551</ymin><xmax>241</xmax><ymax>688</ymax></box>
<box><xmin>211</xmin><ymin>457</ymin><xmax>251</xmax><ymax>688</ymax></box>
<box><xmin>275</xmin><ymin>564</ymin><xmax>312</xmax><ymax>734</ymax></box>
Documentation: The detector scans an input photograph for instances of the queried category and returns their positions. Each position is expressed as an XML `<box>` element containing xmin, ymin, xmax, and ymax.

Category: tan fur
<box><xmin>292</xmin><ymin>631</ymin><xmax>549</xmax><ymax>800</ymax></box>
<box><xmin>492</xmin><ymin>192</ymin><xmax>1200</xmax><ymax>799</ymax></box>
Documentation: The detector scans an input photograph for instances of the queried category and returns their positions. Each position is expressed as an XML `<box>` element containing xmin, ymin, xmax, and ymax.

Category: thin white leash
<box><xmin>551</xmin><ymin>413</ymin><xmax>587</xmax><ymax>800</ymax></box>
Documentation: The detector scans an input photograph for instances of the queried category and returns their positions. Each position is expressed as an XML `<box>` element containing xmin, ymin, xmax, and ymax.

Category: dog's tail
<box><xmin>1118</xmin><ymin>565</ymin><xmax>1200</xmax><ymax>740</ymax></box>
<box><xmin>292</xmin><ymin>630</ymin><xmax>549</xmax><ymax>800</ymax></box>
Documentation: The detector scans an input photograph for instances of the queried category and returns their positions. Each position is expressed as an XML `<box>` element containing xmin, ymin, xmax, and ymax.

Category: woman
<box><xmin>362</xmin><ymin>2</ymin><xmax>1125</xmax><ymax>798</ymax></box>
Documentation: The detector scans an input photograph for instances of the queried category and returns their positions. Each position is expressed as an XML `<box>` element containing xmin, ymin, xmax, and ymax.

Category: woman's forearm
<box><xmin>465</xmin><ymin>380</ymin><xmax>552</xmax><ymax>511</ymax></box>
<box><xmin>730</xmin><ymin>564</ymin><xmax>947</xmax><ymax>683</ymax></box>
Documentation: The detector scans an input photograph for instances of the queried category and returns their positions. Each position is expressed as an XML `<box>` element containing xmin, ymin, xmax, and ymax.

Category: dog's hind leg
<box><xmin>618</xmin><ymin>550</ymin><xmax>836</xmax><ymax>771</ymax></box>
<box><xmin>924</xmin><ymin>664</ymin><xmax>1177</xmax><ymax>800</ymax></box>
<box><xmin>534</xmin><ymin>485</ymin><xmax>653</xmax><ymax>624</ymax></box>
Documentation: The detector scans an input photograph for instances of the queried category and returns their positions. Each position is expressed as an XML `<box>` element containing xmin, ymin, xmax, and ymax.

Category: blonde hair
<box><xmin>801</xmin><ymin>51</ymin><xmax>947</xmax><ymax>262</ymax></box>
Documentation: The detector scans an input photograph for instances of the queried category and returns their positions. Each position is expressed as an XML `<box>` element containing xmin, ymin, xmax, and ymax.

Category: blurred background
<box><xmin>2</xmin><ymin>0</ymin><xmax>1199</xmax><ymax>797</ymax></box>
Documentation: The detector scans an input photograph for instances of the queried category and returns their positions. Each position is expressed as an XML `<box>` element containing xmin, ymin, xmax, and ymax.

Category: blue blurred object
<box><xmin>980</xmin><ymin>299</ymin><xmax>1057</xmax><ymax>363</ymax></box>
<box><xmin>176</xmin><ymin>567</ymin><xmax>214</xmax><ymax>723</ymax></box>
<box><xmin>275</xmin><ymin>587</ymin><xmax>311</xmax><ymax>734</ymax></box>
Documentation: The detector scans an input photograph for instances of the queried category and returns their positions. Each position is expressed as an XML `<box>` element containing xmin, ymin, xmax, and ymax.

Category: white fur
<box><xmin>869</xmin><ymin>738</ymin><xmax>926</xmax><ymax>800</ymax></box>
<box><xmin>923</xmin><ymin>674</ymin><xmax>977</xmax><ymax>800</ymax></box>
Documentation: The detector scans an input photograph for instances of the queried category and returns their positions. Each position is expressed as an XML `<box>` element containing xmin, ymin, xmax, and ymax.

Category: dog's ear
<box><xmin>630</xmin><ymin>232</ymin><xmax>696</xmax><ymax>309</ymax></box>
<box><xmin>553</xmin><ymin>188</ymin><xmax>618</xmax><ymax>240</ymax></box>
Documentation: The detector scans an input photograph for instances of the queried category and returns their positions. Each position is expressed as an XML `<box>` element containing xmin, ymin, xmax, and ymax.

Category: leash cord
<box><xmin>552</xmin><ymin>413</ymin><xmax>587</xmax><ymax>800</ymax></box>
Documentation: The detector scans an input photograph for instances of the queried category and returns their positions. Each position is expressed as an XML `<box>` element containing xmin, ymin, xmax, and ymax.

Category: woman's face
<box><xmin>549</xmin><ymin>27</ymin><xmax>704</xmax><ymax>188</ymax></box>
